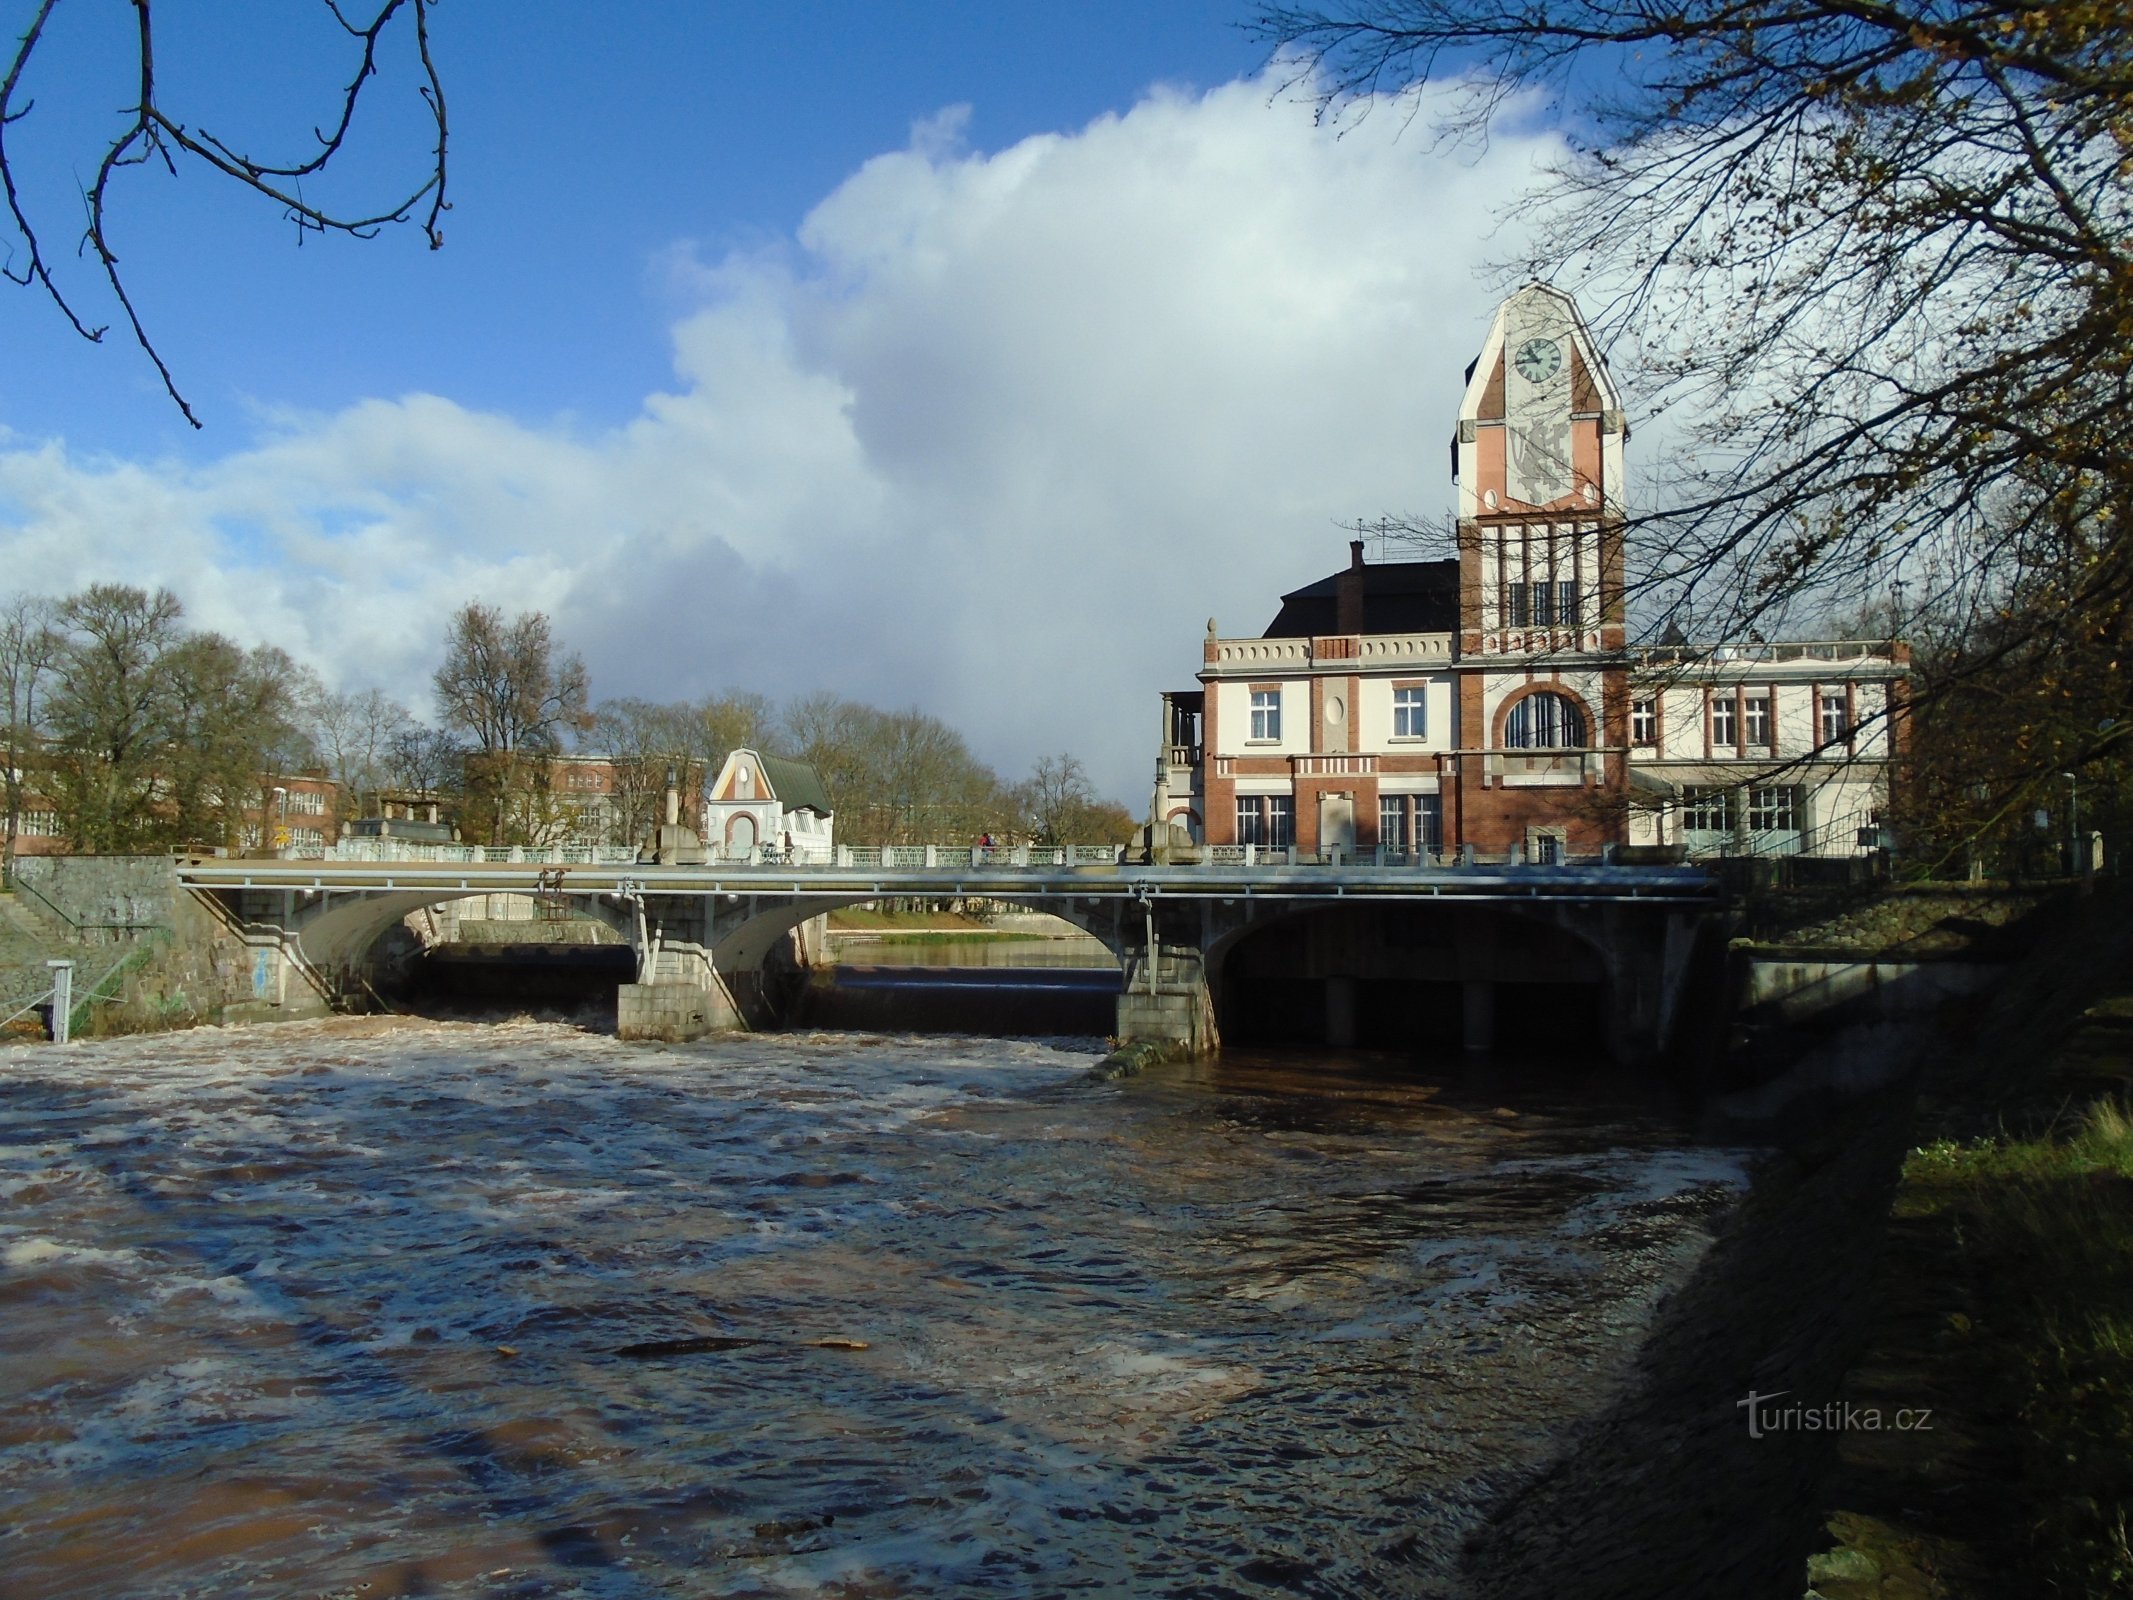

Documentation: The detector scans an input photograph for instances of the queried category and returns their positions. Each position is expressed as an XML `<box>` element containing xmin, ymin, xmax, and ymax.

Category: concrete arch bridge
<box><xmin>174</xmin><ymin>857</ymin><xmax>1722</xmax><ymax>1064</ymax></box>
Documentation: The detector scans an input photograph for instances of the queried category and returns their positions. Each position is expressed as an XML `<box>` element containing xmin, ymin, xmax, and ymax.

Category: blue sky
<box><xmin>0</xmin><ymin>1</ymin><xmax>1569</xmax><ymax>800</ymax></box>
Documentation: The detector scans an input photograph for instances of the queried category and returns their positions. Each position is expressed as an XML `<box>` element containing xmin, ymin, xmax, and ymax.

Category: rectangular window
<box><xmin>19</xmin><ymin>810</ymin><xmax>57</xmax><ymax>837</ymax></box>
<box><xmin>1743</xmin><ymin>694</ymin><xmax>1772</xmax><ymax>749</ymax></box>
<box><xmin>1380</xmin><ymin>795</ymin><xmax>1407</xmax><ymax>852</ymax></box>
<box><xmin>1419</xmin><ymin>794</ymin><xmax>1444</xmax><ymax>854</ymax></box>
<box><xmin>1710</xmin><ymin>694</ymin><xmax>1738</xmax><ymax>749</ymax></box>
<box><xmin>286</xmin><ymin>790</ymin><xmax>326</xmax><ymax>815</ymax></box>
<box><xmin>1820</xmin><ymin>692</ymin><xmax>1849</xmax><ymax>746</ymax></box>
<box><xmin>1530</xmin><ymin>833</ymin><xmax>1563</xmax><ymax>866</ymax></box>
<box><xmin>1506</xmin><ymin>584</ymin><xmax>1530</xmax><ymax>627</ymax></box>
<box><xmin>1682</xmin><ymin>786</ymin><xmax>1738</xmax><ymax>833</ymax></box>
<box><xmin>1235</xmin><ymin>798</ymin><xmax>1263</xmax><ymax>845</ymax></box>
<box><xmin>291</xmin><ymin>826</ymin><xmax>326</xmax><ymax>848</ymax></box>
<box><xmin>1531</xmin><ymin>582</ymin><xmax>1554</xmax><ymax>627</ymax></box>
<box><xmin>1249</xmin><ymin>689</ymin><xmax>1281</xmax><ymax>742</ymax></box>
<box><xmin>1392</xmin><ymin>686</ymin><xmax>1427</xmax><ymax>739</ymax></box>
<box><xmin>1267</xmin><ymin>794</ymin><xmax>1295</xmax><ymax>848</ymax></box>
<box><xmin>1747</xmin><ymin>785</ymin><xmax>1800</xmax><ymax>832</ymax></box>
<box><xmin>1555</xmin><ymin>580</ymin><xmax>1581</xmax><ymax>629</ymax></box>
<box><xmin>1630</xmin><ymin>698</ymin><xmax>1657</xmax><ymax>745</ymax></box>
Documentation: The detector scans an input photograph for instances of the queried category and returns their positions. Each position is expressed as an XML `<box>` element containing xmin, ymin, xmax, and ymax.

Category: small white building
<box><xmin>702</xmin><ymin>749</ymin><xmax>835</xmax><ymax>862</ymax></box>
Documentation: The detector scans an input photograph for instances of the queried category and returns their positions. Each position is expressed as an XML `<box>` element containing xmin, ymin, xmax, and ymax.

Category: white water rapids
<box><xmin>0</xmin><ymin>1016</ymin><xmax>1752</xmax><ymax>1598</ymax></box>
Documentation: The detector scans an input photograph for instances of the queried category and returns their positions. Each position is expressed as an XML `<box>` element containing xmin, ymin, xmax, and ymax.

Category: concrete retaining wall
<box><xmin>7</xmin><ymin>856</ymin><xmax>329</xmax><ymax>1035</ymax></box>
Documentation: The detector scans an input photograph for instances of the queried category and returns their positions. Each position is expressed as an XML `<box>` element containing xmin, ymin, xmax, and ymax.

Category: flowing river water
<box><xmin>0</xmin><ymin>1016</ymin><xmax>1754</xmax><ymax>1599</ymax></box>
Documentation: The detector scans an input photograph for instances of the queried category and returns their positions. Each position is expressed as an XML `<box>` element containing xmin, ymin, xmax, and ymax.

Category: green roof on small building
<box><xmin>753</xmin><ymin>752</ymin><xmax>833</xmax><ymax>816</ymax></box>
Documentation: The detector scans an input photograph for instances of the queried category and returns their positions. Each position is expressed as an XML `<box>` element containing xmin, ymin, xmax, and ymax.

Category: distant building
<box><xmin>1158</xmin><ymin>284</ymin><xmax>1906</xmax><ymax>863</ymax></box>
<box><xmin>5</xmin><ymin>768</ymin><xmax>343</xmax><ymax>857</ymax></box>
<box><xmin>703</xmin><ymin>749</ymin><xmax>835</xmax><ymax>861</ymax></box>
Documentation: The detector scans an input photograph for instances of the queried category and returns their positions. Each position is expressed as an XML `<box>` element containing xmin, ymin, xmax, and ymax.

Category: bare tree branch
<box><xmin>2</xmin><ymin>0</ymin><xmax>449</xmax><ymax>427</ymax></box>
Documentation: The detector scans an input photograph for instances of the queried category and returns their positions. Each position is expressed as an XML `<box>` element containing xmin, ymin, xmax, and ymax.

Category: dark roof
<box><xmin>755</xmin><ymin>752</ymin><xmax>834</xmax><ymax>816</ymax></box>
<box><xmin>1263</xmin><ymin>559</ymin><xmax>1459</xmax><ymax>637</ymax></box>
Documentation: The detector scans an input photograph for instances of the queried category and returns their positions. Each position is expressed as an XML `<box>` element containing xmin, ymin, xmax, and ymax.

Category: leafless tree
<box><xmin>432</xmin><ymin>602</ymin><xmax>590</xmax><ymax>845</ymax></box>
<box><xmin>306</xmin><ymin>684</ymin><xmax>418</xmax><ymax>819</ymax></box>
<box><xmin>1256</xmin><ymin>0</ymin><xmax>2133</xmax><ymax>823</ymax></box>
<box><xmin>1264</xmin><ymin>15</ymin><xmax>2128</xmax><ymax>626</ymax></box>
<box><xmin>1</xmin><ymin>0</ymin><xmax>448</xmax><ymax>427</ymax></box>
<box><xmin>0</xmin><ymin>593</ymin><xmax>60</xmax><ymax>874</ymax></box>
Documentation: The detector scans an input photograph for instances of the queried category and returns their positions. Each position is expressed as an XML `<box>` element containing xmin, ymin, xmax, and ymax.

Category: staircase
<box><xmin>0</xmin><ymin>889</ymin><xmax>66</xmax><ymax>1016</ymax></box>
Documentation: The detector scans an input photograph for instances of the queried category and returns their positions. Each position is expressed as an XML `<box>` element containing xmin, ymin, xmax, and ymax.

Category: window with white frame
<box><xmin>1711</xmin><ymin>694</ymin><xmax>1738</xmax><ymax>748</ymax></box>
<box><xmin>1392</xmin><ymin>686</ymin><xmax>1426</xmax><ymax>739</ymax></box>
<box><xmin>1418</xmin><ymin>794</ymin><xmax>1443</xmax><ymax>854</ymax></box>
<box><xmin>1236</xmin><ymin>798</ymin><xmax>1264</xmax><ymax>845</ymax></box>
<box><xmin>290</xmin><ymin>826</ymin><xmax>327</xmax><ymax>848</ymax></box>
<box><xmin>1747</xmin><ymin>785</ymin><xmax>1801</xmax><ymax>831</ymax></box>
<box><xmin>1504</xmin><ymin>691</ymin><xmax>1587</xmax><ymax>749</ymax></box>
<box><xmin>1249</xmin><ymin>689</ymin><xmax>1281</xmax><ymax>742</ymax></box>
<box><xmin>1743</xmin><ymin>694</ymin><xmax>1772</xmax><ymax>749</ymax></box>
<box><xmin>1631</xmin><ymin>698</ymin><xmax>1657</xmax><ymax>745</ymax></box>
<box><xmin>19</xmin><ymin>809</ymin><xmax>57</xmax><ymax>837</ymax></box>
<box><xmin>1380</xmin><ymin>795</ymin><xmax>1407</xmax><ymax>852</ymax></box>
<box><xmin>1820</xmin><ymin>692</ymin><xmax>1849</xmax><ymax>746</ymax></box>
<box><xmin>1267</xmin><ymin>794</ymin><xmax>1294</xmax><ymax>848</ymax></box>
<box><xmin>1555</xmin><ymin>580</ymin><xmax>1581</xmax><ymax>629</ymax></box>
<box><xmin>285</xmin><ymin>789</ymin><xmax>326</xmax><ymax>815</ymax></box>
<box><xmin>1682</xmin><ymin>786</ymin><xmax>1737</xmax><ymax>832</ymax></box>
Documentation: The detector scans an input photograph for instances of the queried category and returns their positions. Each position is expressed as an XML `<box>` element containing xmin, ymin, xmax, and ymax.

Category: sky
<box><xmin>0</xmin><ymin>0</ymin><xmax>1574</xmax><ymax>805</ymax></box>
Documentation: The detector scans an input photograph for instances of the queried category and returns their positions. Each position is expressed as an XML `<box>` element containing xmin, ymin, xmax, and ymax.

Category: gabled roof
<box><xmin>1264</xmin><ymin>559</ymin><xmax>1459</xmax><ymax>637</ymax></box>
<box><xmin>757</xmin><ymin>753</ymin><xmax>833</xmax><ymax>816</ymax></box>
<box><xmin>712</xmin><ymin>747</ymin><xmax>834</xmax><ymax>816</ymax></box>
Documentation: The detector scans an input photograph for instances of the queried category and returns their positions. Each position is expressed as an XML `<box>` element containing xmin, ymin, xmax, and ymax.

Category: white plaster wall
<box><xmin>1356</xmin><ymin>674</ymin><xmax>1453</xmax><ymax>753</ymax></box>
<box><xmin>1214</xmin><ymin>678</ymin><xmax>1307</xmax><ymax>757</ymax></box>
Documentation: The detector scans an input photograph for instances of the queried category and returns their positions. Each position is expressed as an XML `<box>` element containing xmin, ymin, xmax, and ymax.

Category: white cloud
<box><xmin>0</xmin><ymin>71</ymin><xmax>1567</xmax><ymax>803</ymax></box>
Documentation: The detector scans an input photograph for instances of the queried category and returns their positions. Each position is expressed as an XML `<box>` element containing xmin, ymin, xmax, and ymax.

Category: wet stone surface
<box><xmin>0</xmin><ymin>1017</ymin><xmax>1752</xmax><ymax>1598</ymax></box>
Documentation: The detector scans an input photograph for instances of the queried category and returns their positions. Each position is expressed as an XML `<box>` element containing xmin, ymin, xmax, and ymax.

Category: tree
<box><xmin>775</xmin><ymin>694</ymin><xmax>1013</xmax><ymax>846</ymax></box>
<box><xmin>0</xmin><ymin>594</ymin><xmax>60</xmax><ymax>873</ymax></box>
<box><xmin>432</xmin><ymin>602</ymin><xmax>591</xmax><ymax>845</ymax></box>
<box><xmin>160</xmin><ymin>636</ymin><xmax>316</xmax><ymax>850</ymax></box>
<box><xmin>1013</xmin><ymin>753</ymin><xmax>1134</xmax><ymax>845</ymax></box>
<box><xmin>1</xmin><ymin>0</ymin><xmax>449</xmax><ymax>427</ymax></box>
<box><xmin>1256</xmin><ymin>2</ymin><xmax>2133</xmax><ymax>798</ymax></box>
<box><xmin>43</xmin><ymin>583</ymin><xmax>186</xmax><ymax>852</ymax></box>
<box><xmin>306</xmin><ymin>684</ymin><xmax>418</xmax><ymax>819</ymax></box>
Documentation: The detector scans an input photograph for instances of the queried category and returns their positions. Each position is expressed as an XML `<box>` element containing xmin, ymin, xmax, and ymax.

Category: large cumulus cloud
<box><xmin>0</xmin><ymin>73</ymin><xmax>1565</xmax><ymax>801</ymax></box>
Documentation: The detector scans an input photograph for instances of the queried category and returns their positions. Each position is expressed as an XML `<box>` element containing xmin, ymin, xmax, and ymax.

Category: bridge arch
<box><xmin>227</xmin><ymin>887</ymin><xmax>638</xmax><ymax>993</ymax></box>
<box><xmin>1202</xmin><ymin>897</ymin><xmax>1614</xmax><ymax>1054</ymax></box>
<box><xmin>704</xmin><ymin>890</ymin><xmax>1131</xmax><ymax>975</ymax></box>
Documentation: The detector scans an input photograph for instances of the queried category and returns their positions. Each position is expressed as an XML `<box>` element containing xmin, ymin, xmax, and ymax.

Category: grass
<box><xmin>1896</xmin><ymin>1094</ymin><xmax>2133</xmax><ymax>1593</ymax></box>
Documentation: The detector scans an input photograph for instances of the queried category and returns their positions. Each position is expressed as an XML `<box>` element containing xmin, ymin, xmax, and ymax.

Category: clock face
<box><xmin>1514</xmin><ymin>337</ymin><xmax>1563</xmax><ymax>382</ymax></box>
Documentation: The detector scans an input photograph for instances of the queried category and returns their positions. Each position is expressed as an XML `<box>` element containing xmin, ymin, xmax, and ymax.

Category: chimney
<box><xmin>1335</xmin><ymin>539</ymin><xmax>1366</xmax><ymax>635</ymax></box>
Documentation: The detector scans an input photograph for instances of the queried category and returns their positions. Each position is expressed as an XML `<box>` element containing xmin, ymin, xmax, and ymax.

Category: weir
<box><xmin>175</xmin><ymin>854</ymin><xmax>1723</xmax><ymax>1067</ymax></box>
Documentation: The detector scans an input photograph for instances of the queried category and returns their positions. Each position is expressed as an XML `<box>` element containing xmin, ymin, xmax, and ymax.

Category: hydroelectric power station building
<box><xmin>1157</xmin><ymin>285</ymin><xmax>1907</xmax><ymax>864</ymax></box>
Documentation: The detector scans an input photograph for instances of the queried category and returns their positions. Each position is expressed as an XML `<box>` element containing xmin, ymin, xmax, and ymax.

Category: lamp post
<box><xmin>270</xmin><ymin>785</ymin><xmax>287</xmax><ymax>855</ymax></box>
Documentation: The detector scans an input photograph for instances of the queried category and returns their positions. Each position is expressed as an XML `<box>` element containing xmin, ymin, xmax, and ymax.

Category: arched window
<box><xmin>1504</xmin><ymin>691</ymin><xmax>1587</xmax><ymax>749</ymax></box>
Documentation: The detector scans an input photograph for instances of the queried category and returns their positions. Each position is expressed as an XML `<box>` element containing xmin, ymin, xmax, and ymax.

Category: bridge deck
<box><xmin>177</xmin><ymin>859</ymin><xmax>1719</xmax><ymax>905</ymax></box>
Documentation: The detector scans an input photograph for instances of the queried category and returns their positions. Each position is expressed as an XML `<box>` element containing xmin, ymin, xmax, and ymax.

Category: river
<box><xmin>0</xmin><ymin>1016</ymin><xmax>1752</xmax><ymax>1598</ymax></box>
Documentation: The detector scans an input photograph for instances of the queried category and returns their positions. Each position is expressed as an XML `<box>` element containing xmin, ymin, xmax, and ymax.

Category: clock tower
<box><xmin>1452</xmin><ymin>285</ymin><xmax>1628</xmax><ymax>658</ymax></box>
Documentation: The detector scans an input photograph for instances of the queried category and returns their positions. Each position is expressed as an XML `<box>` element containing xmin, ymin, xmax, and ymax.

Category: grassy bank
<box><xmin>1813</xmin><ymin>889</ymin><xmax>2133</xmax><ymax>1597</ymax></box>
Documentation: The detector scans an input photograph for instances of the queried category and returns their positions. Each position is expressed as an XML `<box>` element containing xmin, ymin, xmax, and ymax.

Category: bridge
<box><xmin>176</xmin><ymin>846</ymin><xmax>1723</xmax><ymax>1064</ymax></box>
